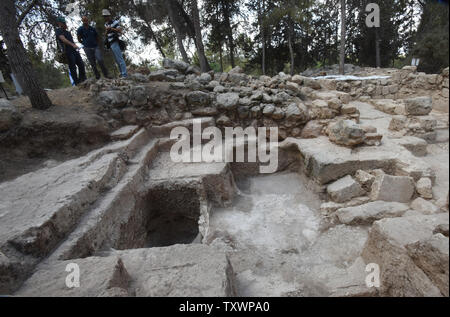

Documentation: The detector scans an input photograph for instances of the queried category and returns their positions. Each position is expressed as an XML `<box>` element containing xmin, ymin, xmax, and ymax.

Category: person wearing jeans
<box><xmin>102</xmin><ymin>9</ymin><xmax>127</xmax><ymax>78</ymax></box>
<box><xmin>84</xmin><ymin>47</ymin><xmax>109</xmax><ymax>79</ymax></box>
<box><xmin>109</xmin><ymin>41</ymin><xmax>127</xmax><ymax>78</ymax></box>
<box><xmin>56</xmin><ymin>17</ymin><xmax>86</xmax><ymax>85</ymax></box>
<box><xmin>77</xmin><ymin>16</ymin><xmax>108</xmax><ymax>79</ymax></box>
<box><xmin>66</xmin><ymin>49</ymin><xmax>86</xmax><ymax>84</ymax></box>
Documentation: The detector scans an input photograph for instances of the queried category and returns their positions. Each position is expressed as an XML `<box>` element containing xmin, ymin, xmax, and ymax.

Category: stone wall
<box><xmin>330</xmin><ymin>66</ymin><xmax>449</xmax><ymax>112</ymax></box>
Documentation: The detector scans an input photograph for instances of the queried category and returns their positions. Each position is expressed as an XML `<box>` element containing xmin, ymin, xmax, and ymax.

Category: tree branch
<box><xmin>17</xmin><ymin>0</ymin><xmax>38</xmax><ymax>27</ymax></box>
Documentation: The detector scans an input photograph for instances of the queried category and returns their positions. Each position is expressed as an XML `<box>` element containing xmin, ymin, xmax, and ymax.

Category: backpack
<box><xmin>55</xmin><ymin>32</ymin><xmax>68</xmax><ymax>64</ymax></box>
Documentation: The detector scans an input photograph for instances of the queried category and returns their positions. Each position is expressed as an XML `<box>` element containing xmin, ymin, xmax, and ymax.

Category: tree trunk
<box><xmin>287</xmin><ymin>17</ymin><xmax>295</xmax><ymax>76</ymax></box>
<box><xmin>151</xmin><ymin>30</ymin><xmax>166</xmax><ymax>59</ymax></box>
<box><xmin>223</xmin><ymin>1</ymin><xmax>235</xmax><ymax>68</ymax></box>
<box><xmin>259</xmin><ymin>0</ymin><xmax>266</xmax><ymax>75</ymax></box>
<box><xmin>173</xmin><ymin>0</ymin><xmax>196</xmax><ymax>40</ymax></box>
<box><xmin>143</xmin><ymin>20</ymin><xmax>166</xmax><ymax>59</ymax></box>
<box><xmin>219</xmin><ymin>41</ymin><xmax>224</xmax><ymax>72</ymax></box>
<box><xmin>191</xmin><ymin>0</ymin><xmax>211</xmax><ymax>72</ymax></box>
<box><xmin>262</xmin><ymin>27</ymin><xmax>266</xmax><ymax>75</ymax></box>
<box><xmin>339</xmin><ymin>0</ymin><xmax>346</xmax><ymax>75</ymax></box>
<box><xmin>375</xmin><ymin>28</ymin><xmax>381</xmax><ymax>68</ymax></box>
<box><xmin>0</xmin><ymin>0</ymin><xmax>52</xmax><ymax>109</ymax></box>
<box><xmin>166</xmin><ymin>1</ymin><xmax>189</xmax><ymax>63</ymax></box>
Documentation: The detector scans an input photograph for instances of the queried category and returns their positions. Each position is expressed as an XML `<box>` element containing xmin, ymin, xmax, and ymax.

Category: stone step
<box><xmin>110</xmin><ymin>125</ymin><xmax>140</xmax><ymax>141</ymax></box>
<box><xmin>16</xmin><ymin>244</ymin><xmax>235</xmax><ymax>297</ymax></box>
<box><xmin>280</xmin><ymin>136</ymin><xmax>435</xmax><ymax>185</ymax></box>
<box><xmin>0</xmin><ymin>129</ymin><xmax>154</xmax><ymax>293</ymax></box>
<box><xmin>148</xmin><ymin>117</ymin><xmax>215</xmax><ymax>138</ymax></box>
<box><xmin>147</xmin><ymin>150</ymin><xmax>235</xmax><ymax>207</ymax></box>
<box><xmin>50</xmin><ymin>138</ymin><xmax>159</xmax><ymax>262</ymax></box>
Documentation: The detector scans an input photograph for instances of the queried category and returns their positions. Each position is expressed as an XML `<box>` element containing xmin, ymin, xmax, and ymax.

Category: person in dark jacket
<box><xmin>55</xmin><ymin>17</ymin><xmax>86</xmax><ymax>85</ymax></box>
<box><xmin>77</xmin><ymin>16</ymin><xmax>109</xmax><ymax>79</ymax></box>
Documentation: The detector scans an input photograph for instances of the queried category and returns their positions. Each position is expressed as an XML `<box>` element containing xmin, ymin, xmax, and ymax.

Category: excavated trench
<box><xmin>52</xmin><ymin>139</ymin><xmax>370</xmax><ymax>297</ymax></box>
<box><xmin>8</xmin><ymin>125</ymin><xmax>448</xmax><ymax>296</ymax></box>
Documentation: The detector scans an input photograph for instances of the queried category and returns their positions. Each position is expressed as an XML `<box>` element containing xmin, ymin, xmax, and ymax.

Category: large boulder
<box><xmin>216</xmin><ymin>93</ymin><xmax>240</xmax><ymax>110</ymax></box>
<box><xmin>262</xmin><ymin>104</ymin><xmax>275</xmax><ymax>116</ymax></box>
<box><xmin>271</xmin><ymin>107</ymin><xmax>285</xmax><ymax>120</ymax></box>
<box><xmin>129</xmin><ymin>85</ymin><xmax>148</xmax><ymax>106</ymax></box>
<box><xmin>97</xmin><ymin>90</ymin><xmax>129</xmax><ymax>108</ymax></box>
<box><xmin>404</xmin><ymin>96</ymin><xmax>433</xmax><ymax>116</ymax></box>
<box><xmin>198</xmin><ymin>73</ymin><xmax>212</xmax><ymax>85</ymax></box>
<box><xmin>310</xmin><ymin>100</ymin><xmax>335</xmax><ymax>119</ymax></box>
<box><xmin>285</xmin><ymin>102</ymin><xmax>309</xmax><ymax>122</ymax></box>
<box><xmin>416</xmin><ymin>177</ymin><xmax>433</xmax><ymax>199</ymax></box>
<box><xmin>0</xmin><ymin>98</ymin><xmax>22</xmax><ymax>131</ymax></box>
<box><xmin>389</xmin><ymin>115</ymin><xmax>408</xmax><ymax>131</ymax></box>
<box><xmin>148</xmin><ymin>69</ymin><xmax>179</xmax><ymax>81</ymax></box>
<box><xmin>273</xmin><ymin>91</ymin><xmax>291</xmax><ymax>104</ymax></box>
<box><xmin>354</xmin><ymin>170</ymin><xmax>375</xmax><ymax>191</ymax></box>
<box><xmin>286</xmin><ymin>81</ymin><xmax>301</xmax><ymax>93</ymax></box>
<box><xmin>291</xmin><ymin>75</ymin><xmax>306</xmax><ymax>85</ymax></box>
<box><xmin>410</xmin><ymin>197</ymin><xmax>441</xmax><ymax>215</ymax></box>
<box><xmin>162</xmin><ymin>58</ymin><xmax>189</xmax><ymax>73</ymax></box>
<box><xmin>327</xmin><ymin>175</ymin><xmax>365</xmax><ymax>203</ymax></box>
<box><xmin>370</xmin><ymin>173</ymin><xmax>415</xmax><ymax>203</ymax></box>
<box><xmin>186</xmin><ymin>91</ymin><xmax>211</xmax><ymax>108</ymax></box>
<box><xmin>327</xmin><ymin>120</ymin><xmax>366</xmax><ymax>147</ymax></box>
<box><xmin>300</xmin><ymin>120</ymin><xmax>323</xmax><ymax>139</ymax></box>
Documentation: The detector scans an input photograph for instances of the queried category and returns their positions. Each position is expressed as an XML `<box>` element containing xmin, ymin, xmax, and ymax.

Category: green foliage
<box><xmin>411</xmin><ymin>0</ymin><xmax>449</xmax><ymax>73</ymax></box>
<box><xmin>6</xmin><ymin>0</ymin><xmax>450</xmax><ymax>87</ymax></box>
<box><xmin>27</xmin><ymin>42</ymin><xmax>71</xmax><ymax>89</ymax></box>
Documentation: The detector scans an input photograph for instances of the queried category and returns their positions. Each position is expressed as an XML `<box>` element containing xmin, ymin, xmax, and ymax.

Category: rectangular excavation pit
<box><xmin>59</xmin><ymin>178</ymin><xmax>210</xmax><ymax>261</ymax></box>
<box><xmin>57</xmin><ymin>142</ymin><xmax>314</xmax><ymax>262</ymax></box>
<box><xmin>143</xmin><ymin>180</ymin><xmax>208</xmax><ymax>247</ymax></box>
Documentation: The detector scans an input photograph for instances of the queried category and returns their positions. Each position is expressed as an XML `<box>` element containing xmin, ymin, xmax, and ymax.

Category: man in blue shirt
<box><xmin>77</xmin><ymin>16</ymin><xmax>109</xmax><ymax>80</ymax></box>
<box><xmin>55</xmin><ymin>17</ymin><xmax>86</xmax><ymax>85</ymax></box>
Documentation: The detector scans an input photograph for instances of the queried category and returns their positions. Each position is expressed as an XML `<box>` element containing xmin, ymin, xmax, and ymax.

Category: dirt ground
<box><xmin>1</xmin><ymin>86</ymin><xmax>104</xmax><ymax>182</ymax></box>
<box><xmin>11</xmin><ymin>86</ymin><xmax>95</xmax><ymax>111</ymax></box>
<box><xmin>1</xmin><ymin>81</ymin><xmax>178</xmax><ymax>182</ymax></box>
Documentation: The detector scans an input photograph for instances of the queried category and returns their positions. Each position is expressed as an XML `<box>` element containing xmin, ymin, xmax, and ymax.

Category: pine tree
<box><xmin>412</xmin><ymin>0</ymin><xmax>449</xmax><ymax>73</ymax></box>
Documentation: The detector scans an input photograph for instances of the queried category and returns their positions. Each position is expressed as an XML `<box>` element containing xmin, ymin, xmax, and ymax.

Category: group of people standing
<box><xmin>55</xmin><ymin>9</ymin><xmax>128</xmax><ymax>85</ymax></box>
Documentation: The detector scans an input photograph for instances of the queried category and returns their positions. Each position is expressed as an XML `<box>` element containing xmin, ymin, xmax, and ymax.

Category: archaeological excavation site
<box><xmin>0</xmin><ymin>59</ymin><xmax>449</xmax><ymax>297</ymax></box>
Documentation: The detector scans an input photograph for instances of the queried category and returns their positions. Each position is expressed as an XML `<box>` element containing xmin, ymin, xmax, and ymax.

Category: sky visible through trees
<box><xmin>0</xmin><ymin>0</ymin><xmax>448</xmax><ymax>93</ymax></box>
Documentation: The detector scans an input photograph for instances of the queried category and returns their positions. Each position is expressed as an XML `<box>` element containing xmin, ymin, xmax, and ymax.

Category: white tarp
<box><xmin>310</xmin><ymin>75</ymin><xmax>391</xmax><ymax>81</ymax></box>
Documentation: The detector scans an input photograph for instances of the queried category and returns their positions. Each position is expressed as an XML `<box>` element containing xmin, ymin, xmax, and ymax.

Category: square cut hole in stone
<box><xmin>144</xmin><ymin>184</ymin><xmax>202</xmax><ymax>247</ymax></box>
